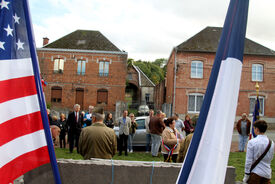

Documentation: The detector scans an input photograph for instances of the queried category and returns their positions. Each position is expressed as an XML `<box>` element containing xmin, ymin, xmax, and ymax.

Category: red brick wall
<box><xmin>154</xmin><ymin>80</ymin><xmax>165</xmax><ymax>110</ymax></box>
<box><xmin>166</xmin><ymin>50</ymin><xmax>275</xmax><ymax>119</ymax></box>
<box><xmin>165</xmin><ymin>50</ymin><xmax>176</xmax><ymax>104</ymax></box>
<box><xmin>38</xmin><ymin>49</ymin><xmax>127</xmax><ymax>112</ymax></box>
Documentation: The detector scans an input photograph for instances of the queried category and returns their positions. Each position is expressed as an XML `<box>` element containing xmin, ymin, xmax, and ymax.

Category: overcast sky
<box><xmin>29</xmin><ymin>0</ymin><xmax>275</xmax><ymax>61</ymax></box>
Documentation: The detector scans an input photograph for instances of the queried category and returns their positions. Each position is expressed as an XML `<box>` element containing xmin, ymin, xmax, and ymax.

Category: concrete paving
<box><xmin>232</xmin><ymin>130</ymin><xmax>275</xmax><ymax>142</ymax></box>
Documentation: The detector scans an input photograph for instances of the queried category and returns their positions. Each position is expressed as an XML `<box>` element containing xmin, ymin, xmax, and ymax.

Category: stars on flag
<box><xmin>0</xmin><ymin>0</ymin><xmax>9</xmax><ymax>9</ymax></box>
<box><xmin>4</xmin><ymin>24</ymin><xmax>13</xmax><ymax>36</ymax></box>
<box><xmin>16</xmin><ymin>39</ymin><xmax>24</xmax><ymax>50</ymax></box>
<box><xmin>0</xmin><ymin>41</ymin><xmax>5</xmax><ymax>50</ymax></box>
<box><xmin>0</xmin><ymin>0</ymin><xmax>25</xmax><ymax>53</ymax></box>
<box><xmin>13</xmin><ymin>13</ymin><xmax>20</xmax><ymax>24</ymax></box>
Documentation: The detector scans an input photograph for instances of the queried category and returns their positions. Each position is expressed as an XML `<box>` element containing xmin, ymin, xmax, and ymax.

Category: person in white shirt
<box><xmin>243</xmin><ymin>120</ymin><xmax>274</xmax><ymax>184</ymax></box>
<box><xmin>83</xmin><ymin>105</ymin><xmax>94</xmax><ymax>127</ymax></box>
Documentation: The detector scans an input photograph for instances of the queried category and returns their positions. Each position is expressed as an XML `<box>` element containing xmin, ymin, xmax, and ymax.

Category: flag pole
<box><xmin>22</xmin><ymin>0</ymin><xmax>62</xmax><ymax>183</ymax></box>
<box><xmin>251</xmin><ymin>82</ymin><xmax>260</xmax><ymax>138</ymax></box>
<box><xmin>255</xmin><ymin>82</ymin><xmax>259</xmax><ymax>97</ymax></box>
<box><xmin>249</xmin><ymin>82</ymin><xmax>259</xmax><ymax>139</ymax></box>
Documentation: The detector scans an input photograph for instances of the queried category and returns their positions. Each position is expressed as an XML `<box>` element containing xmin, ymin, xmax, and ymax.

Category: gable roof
<box><xmin>132</xmin><ymin>65</ymin><xmax>155</xmax><ymax>87</ymax></box>
<box><xmin>44</xmin><ymin>30</ymin><xmax>121</xmax><ymax>52</ymax></box>
<box><xmin>177</xmin><ymin>27</ymin><xmax>275</xmax><ymax>56</ymax></box>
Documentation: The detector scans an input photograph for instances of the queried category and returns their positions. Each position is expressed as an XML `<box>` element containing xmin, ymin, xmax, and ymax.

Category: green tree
<box><xmin>127</xmin><ymin>58</ymin><xmax>167</xmax><ymax>85</ymax></box>
<box><xmin>153</xmin><ymin>58</ymin><xmax>167</xmax><ymax>67</ymax></box>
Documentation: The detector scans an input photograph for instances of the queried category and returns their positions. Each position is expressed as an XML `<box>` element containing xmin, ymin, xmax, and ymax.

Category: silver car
<box><xmin>114</xmin><ymin>116</ymin><xmax>148</xmax><ymax>147</ymax></box>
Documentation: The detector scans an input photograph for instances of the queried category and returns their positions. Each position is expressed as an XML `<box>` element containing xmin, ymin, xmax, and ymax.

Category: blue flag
<box><xmin>176</xmin><ymin>0</ymin><xmax>249</xmax><ymax>183</ymax></box>
<box><xmin>252</xmin><ymin>97</ymin><xmax>260</xmax><ymax>137</ymax></box>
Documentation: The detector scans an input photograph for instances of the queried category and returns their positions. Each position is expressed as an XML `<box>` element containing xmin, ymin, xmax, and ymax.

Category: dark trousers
<box><xmin>68</xmin><ymin>132</ymin><xmax>80</xmax><ymax>153</ymax></box>
<box><xmin>119</xmin><ymin>133</ymin><xmax>128</xmax><ymax>155</ymax></box>
<box><xmin>248</xmin><ymin>173</ymin><xmax>270</xmax><ymax>184</ymax></box>
<box><xmin>59</xmin><ymin>134</ymin><xmax>66</xmax><ymax>148</ymax></box>
<box><xmin>163</xmin><ymin>154</ymin><xmax>178</xmax><ymax>163</ymax></box>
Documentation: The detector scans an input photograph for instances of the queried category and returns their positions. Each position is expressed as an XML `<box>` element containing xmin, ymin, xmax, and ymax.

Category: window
<box><xmin>77</xmin><ymin>60</ymin><xmax>86</xmax><ymax>75</ymax></box>
<box><xmin>97</xmin><ymin>89</ymin><xmax>108</xmax><ymax>104</ymax></box>
<box><xmin>136</xmin><ymin>119</ymin><xmax>145</xmax><ymax>129</ymax></box>
<box><xmin>54</xmin><ymin>58</ymin><xmax>64</xmax><ymax>73</ymax></box>
<box><xmin>249</xmin><ymin>96</ymin><xmax>264</xmax><ymax>116</ymax></box>
<box><xmin>51</xmin><ymin>86</ymin><xmax>62</xmax><ymax>102</ymax></box>
<box><xmin>127</xmin><ymin>73</ymin><xmax>133</xmax><ymax>80</ymax></box>
<box><xmin>191</xmin><ymin>60</ymin><xmax>203</xmax><ymax>78</ymax></box>
<box><xmin>188</xmin><ymin>93</ymin><xmax>204</xmax><ymax>113</ymax></box>
<box><xmin>99</xmin><ymin>61</ymin><xmax>109</xmax><ymax>76</ymax></box>
<box><xmin>145</xmin><ymin>93</ymin><xmax>150</xmax><ymax>103</ymax></box>
<box><xmin>252</xmin><ymin>64</ymin><xmax>263</xmax><ymax>82</ymax></box>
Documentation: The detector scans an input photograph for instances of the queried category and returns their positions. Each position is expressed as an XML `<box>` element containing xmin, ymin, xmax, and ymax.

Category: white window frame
<box><xmin>54</xmin><ymin>58</ymin><xmax>64</xmax><ymax>73</ymax></box>
<box><xmin>77</xmin><ymin>60</ymin><xmax>86</xmax><ymax>75</ymax></box>
<box><xmin>252</xmin><ymin>64</ymin><xmax>263</xmax><ymax>82</ymax></box>
<box><xmin>188</xmin><ymin>93</ymin><xmax>204</xmax><ymax>113</ymax></box>
<box><xmin>249</xmin><ymin>96</ymin><xmax>264</xmax><ymax>116</ymax></box>
<box><xmin>99</xmin><ymin>61</ymin><xmax>109</xmax><ymax>76</ymax></box>
<box><xmin>191</xmin><ymin>60</ymin><xmax>203</xmax><ymax>78</ymax></box>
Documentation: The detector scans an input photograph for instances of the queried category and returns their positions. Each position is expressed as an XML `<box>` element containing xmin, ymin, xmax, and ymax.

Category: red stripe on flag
<box><xmin>0</xmin><ymin>76</ymin><xmax>37</xmax><ymax>103</ymax></box>
<box><xmin>0</xmin><ymin>146</ymin><xmax>50</xmax><ymax>184</ymax></box>
<box><xmin>0</xmin><ymin>112</ymin><xmax>44</xmax><ymax>146</ymax></box>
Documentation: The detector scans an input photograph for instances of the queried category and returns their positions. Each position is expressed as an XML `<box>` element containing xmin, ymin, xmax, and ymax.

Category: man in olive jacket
<box><xmin>79</xmin><ymin>106</ymin><xmax>117</xmax><ymax>159</ymax></box>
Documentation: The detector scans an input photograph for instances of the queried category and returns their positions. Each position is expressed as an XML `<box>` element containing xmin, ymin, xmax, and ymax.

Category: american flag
<box><xmin>0</xmin><ymin>0</ymin><xmax>51</xmax><ymax>183</ymax></box>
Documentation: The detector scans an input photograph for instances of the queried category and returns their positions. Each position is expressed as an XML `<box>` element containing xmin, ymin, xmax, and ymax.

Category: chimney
<box><xmin>43</xmin><ymin>37</ymin><xmax>49</xmax><ymax>46</ymax></box>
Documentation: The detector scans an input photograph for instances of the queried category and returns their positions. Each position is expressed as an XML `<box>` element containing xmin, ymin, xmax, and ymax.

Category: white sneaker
<box><xmin>127</xmin><ymin>149</ymin><xmax>129</xmax><ymax>152</ymax></box>
<box><xmin>130</xmin><ymin>150</ymin><xmax>133</xmax><ymax>153</ymax></box>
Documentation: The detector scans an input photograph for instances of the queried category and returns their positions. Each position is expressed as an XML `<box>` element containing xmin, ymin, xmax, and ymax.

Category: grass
<box><xmin>228</xmin><ymin>152</ymin><xmax>275</xmax><ymax>183</ymax></box>
<box><xmin>55</xmin><ymin>148</ymin><xmax>275</xmax><ymax>182</ymax></box>
<box><xmin>55</xmin><ymin>148</ymin><xmax>163</xmax><ymax>162</ymax></box>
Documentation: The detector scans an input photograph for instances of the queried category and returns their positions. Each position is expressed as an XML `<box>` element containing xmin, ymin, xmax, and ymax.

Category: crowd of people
<box><xmin>47</xmin><ymin>105</ymin><xmax>274</xmax><ymax>184</ymax></box>
<box><xmin>47</xmin><ymin>105</ymin><xmax>195</xmax><ymax>161</ymax></box>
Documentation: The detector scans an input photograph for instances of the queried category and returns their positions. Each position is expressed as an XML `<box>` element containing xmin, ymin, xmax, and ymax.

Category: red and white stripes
<box><xmin>0</xmin><ymin>58</ymin><xmax>50</xmax><ymax>184</ymax></box>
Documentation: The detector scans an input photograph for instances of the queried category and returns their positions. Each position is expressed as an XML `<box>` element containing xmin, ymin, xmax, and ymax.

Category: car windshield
<box><xmin>139</xmin><ymin>106</ymin><xmax>148</xmax><ymax>111</ymax></box>
<box><xmin>136</xmin><ymin>119</ymin><xmax>145</xmax><ymax>129</ymax></box>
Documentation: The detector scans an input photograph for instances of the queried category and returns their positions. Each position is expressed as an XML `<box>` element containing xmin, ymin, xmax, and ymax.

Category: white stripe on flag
<box><xmin>0</xmin><ymin>58</ymin><xmax>34</xmax><ymax>81</ymax></box>
<box><xmin>0</xmin><ymin>94</ymin><xmax>40</xmax><ymax>125</ymax></box>
<box><xmin>0</xmin><ymin>129</ymin><xmax>47</xmax><ymax>168</ymax></box>
<box><xmin>187</xmin><ymin>58</ymin><xmax>242</xmax><ymax>184</ymax></box>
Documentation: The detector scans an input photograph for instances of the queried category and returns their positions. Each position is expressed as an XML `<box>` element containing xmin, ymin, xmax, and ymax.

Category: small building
<box><xmin>166</xmin><ymin>26</ymin><xmax>275</xmax><ymax>123</ymax></box>
<box><xmin>126</xmin><ymin>64</ymin><xmax>155</xmax><ymax>109</ymax></box>
<box><xmin>37</xmin><ymin>30</ymin><xmax>128</xmax><ymax>113</ymax></box>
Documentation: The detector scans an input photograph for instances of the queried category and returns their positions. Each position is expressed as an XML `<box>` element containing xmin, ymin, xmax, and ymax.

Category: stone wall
<box><xmin>24</xmin><ymin>159</ymin><xmax>236</xmax><ymax>184</ymax></box>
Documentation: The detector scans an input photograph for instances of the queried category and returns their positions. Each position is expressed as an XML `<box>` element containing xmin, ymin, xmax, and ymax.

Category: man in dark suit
<box><xmin>67</xmin><ymin>104</ymin><xmax>83</xmax><ymax>153</ymax></box>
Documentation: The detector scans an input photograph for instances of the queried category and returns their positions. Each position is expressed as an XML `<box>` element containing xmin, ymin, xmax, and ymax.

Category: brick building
<box><xmin>37</xmin><ymin>30</ymin><xmax>128</xmax><ymax>113</ymax></box>
<box><xmin>166</xmin><ymin>27</ymin><xmax>275</xmax><ymax>122</ymax></box>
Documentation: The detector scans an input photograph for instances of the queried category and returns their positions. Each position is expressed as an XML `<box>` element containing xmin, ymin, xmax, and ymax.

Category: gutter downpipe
<box><xmin>172</xmin><ymin>47</ymin><xmax>178</xmax><ymax>116</ymax></box>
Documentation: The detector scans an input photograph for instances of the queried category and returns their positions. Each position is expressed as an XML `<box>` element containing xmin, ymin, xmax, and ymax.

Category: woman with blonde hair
<box><xmin>57</xmin><ymin>113</ymin><xmax>67</xmax><ymax>148</ymax></box>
